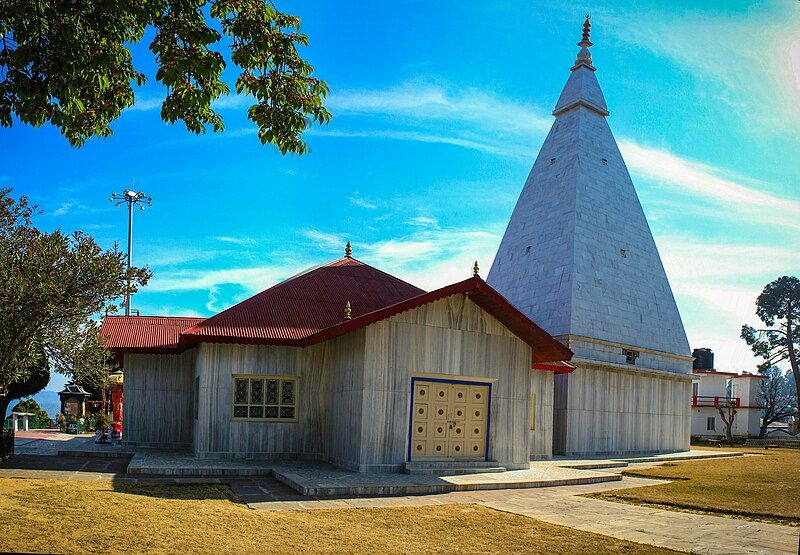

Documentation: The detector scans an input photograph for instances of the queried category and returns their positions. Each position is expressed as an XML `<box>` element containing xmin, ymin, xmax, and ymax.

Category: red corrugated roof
<box><xmin>102</xmin><ymin>257</ymin><xmax>573</xmax><ymax>365</ymax></box>
<box><xmin>101</xmin><ymin>316</ymin><xmax>205</xmax><ymax>353</ymax></box>
<box><xmin>532</xmin><ymin>361</ymin><xmax>576</xmax><ymax>373</ymax></box>
<box><xmin>180</xmin><ymin>257</ymin><xmax>424</xmax><ymax>345</ymax></box>
<box><xmin>292</xmin><ymin>276</ymin><xmax>572</xmax><ymax>363</ymax></box>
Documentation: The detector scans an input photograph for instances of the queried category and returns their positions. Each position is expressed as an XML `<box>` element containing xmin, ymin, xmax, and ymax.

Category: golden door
<box><xmin>411</xmin><ymin>380</ymin><xmax>489</xmax><ymax>459</ymax></box>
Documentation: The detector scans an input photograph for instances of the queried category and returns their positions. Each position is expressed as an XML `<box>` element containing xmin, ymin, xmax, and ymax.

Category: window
<box><xmin>623</xmin><ymin>348</ymin><xmax>639</xmax><ymax>365</ymax></box>
<box><xmin>232</xmin><ymin>376</ymin><xmax>298</xmax><ymax>422</ymax></box>
<box><xmin>529</xmin><ymin>393</ymin><xmax>537</xmax><ymax>431</ymax></box>
<box><xmin>706</xmin><ymin>417</ymin><xmax>715</xmax><ymax>431</ymax></box>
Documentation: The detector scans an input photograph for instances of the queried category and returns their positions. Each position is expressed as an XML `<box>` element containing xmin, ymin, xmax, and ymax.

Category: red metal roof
<box><xmin>102</xmin><ymin>257</ymin><xmax>573</xmax><ymax>365</ymax></box>
<box><xmin>294</xmin><ymin>276</ymin><xmax>573</xmax><ymax>363</ymax></box>
<box><xmin>180</xmin><ymin>257</ymin><xmax>425</xmax><ymax>346</ymax></box>
<box><xmin>532</xmin><ymin>361</ymin><xmax>576</xmax><ymax>373</ymax></box>
<box><xmin>101</xmin><ymin>316</ymin><xmax>205</xmax><ymax>354</ymax></box>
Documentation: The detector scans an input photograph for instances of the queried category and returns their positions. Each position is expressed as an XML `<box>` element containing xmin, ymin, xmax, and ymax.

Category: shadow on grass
<box><xmin>108</xmin><ymin>480</ymin><xmax>246</xmax><ymax>504</ymax></box>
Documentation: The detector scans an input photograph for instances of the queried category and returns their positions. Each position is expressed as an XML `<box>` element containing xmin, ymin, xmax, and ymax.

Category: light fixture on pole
<box><xmin>110</xmin><ymin>187</ymin><xmax>152</xmax><ymax>316</ymax></box>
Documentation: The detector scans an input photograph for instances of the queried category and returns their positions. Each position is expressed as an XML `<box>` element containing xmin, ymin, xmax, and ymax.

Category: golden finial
<box><xmin>473</xmin><ymin>260</ymin><xmax>480</xmax><ymax>277</ymax></box>
<box><xmin>579</xmin><ymin>14</ymin><xmax>592</xmax><ymax>47</ymax></box>
<box><xmin>345</xmin><ymin>241</ymin><xmax>352</xmax><ymax>258</ymax></box>
<box><xmin>344</xmin><ymin>301</ymin><xmax>352</xmax><ymax>320</ymax></box>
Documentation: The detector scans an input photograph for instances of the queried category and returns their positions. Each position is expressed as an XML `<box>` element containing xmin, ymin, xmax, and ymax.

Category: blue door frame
<box><xmin>407</xmin><ymin>376</ymin><xmax>493</xmax><ymax>462</ymax></box>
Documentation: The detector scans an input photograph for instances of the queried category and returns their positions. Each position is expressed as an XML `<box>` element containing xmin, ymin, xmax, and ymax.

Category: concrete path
<box><xmin>249</xmin><ymin>476</ymin><xmax>799</xmax><ymax>554</ymax></box>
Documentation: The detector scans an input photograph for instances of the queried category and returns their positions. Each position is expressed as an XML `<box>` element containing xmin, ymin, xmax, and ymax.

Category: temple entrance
<box><xmin>410</xmin><ymin>379</ymin><xmax>489</xmax><ymax>460</ymax></box>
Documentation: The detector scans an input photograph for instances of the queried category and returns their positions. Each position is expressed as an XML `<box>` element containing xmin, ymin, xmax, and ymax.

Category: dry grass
<box><xmin>0</xmin><ymin>477</ymin><xmax>681</xmax><ymax>555</ymax></box>
<box><xmin>593</xmin><ymin>448</ymin><xmax>800</xmax><ymax>525</ymax></box>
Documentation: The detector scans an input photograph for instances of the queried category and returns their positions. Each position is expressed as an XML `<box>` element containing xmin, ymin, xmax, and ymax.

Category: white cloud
<box><xmin>406</xmin><ymin>216</ymin><xmax>439</xmax><ymax>228</ymax></box>
<box><xmin>52</xmin><ymin>203</ymin><xmax>74</xmax><ymax>216</ymax></box>
<box><xmin>212</xmin><ymin>235</ymin><xmax>258</xmax><ymax>246</ymax></box>
<box><xmin>348</xmin><ymin>194</ymin><xmax>379</xmax><ymax>209</ymax></box>
<box><xmin>301</xmin><ymin>229</ymin><xmax>348</xmax><ymax>251</ymax></box>
<box><xmin>146</xmin><ymin>264</ymin><xmax>304</xmax><ymax>294</ymax></box>
<box><xmin>328</xmin><ymin>82</ymin><xmax>552</xmax><ymax>135</ymax></box>
<box><xmin>601</xmin><ymin>6</ymin><xmax>800</xmax><ymax>132</ymax></box>
<box><xmin>619</xmin><ymin>141</ymin><xmax>800</xmax><ymax>231</ymax></box>
<box><xmin>657</xmin><ymin>236</ymin><xmax>800</xmax><ymax>373</ymax></box>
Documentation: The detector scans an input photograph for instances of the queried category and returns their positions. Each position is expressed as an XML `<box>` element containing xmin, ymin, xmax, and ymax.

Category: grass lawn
<box><xmin>593</xmin><ymin>448</ymin><xmax>800</xmax><ymax>525</ymax></box>
<box><xmin>0</xmin><ymin>477</ymin><xmax>681</xmax><ymax>555</ymax></box>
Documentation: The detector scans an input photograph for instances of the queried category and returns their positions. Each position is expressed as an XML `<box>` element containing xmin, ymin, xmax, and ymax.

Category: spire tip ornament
<box><xmin>572</xmin><ymin>14</ymin><xmax>595</xmax><ymax>71</ymax></box>
<box><xmin>345</xmin><ymin>241</ymin><xmax>352</xmax><ymax>258</ymax></box>
<box><xmin>344</xmin><ymin>300</ymin><xmax>352</xmax><ymax>320</ymax></box>
<box><xmin>473</xmin><ymin>260</ymin><xmax>480</xmax><ymax>277</ymax></box>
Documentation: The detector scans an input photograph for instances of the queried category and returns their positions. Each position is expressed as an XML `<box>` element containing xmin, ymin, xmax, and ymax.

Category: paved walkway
<box><xmin>247</xmin><ymin>476</ymin><xmax>799</xmax><ymax>554</ymax></box>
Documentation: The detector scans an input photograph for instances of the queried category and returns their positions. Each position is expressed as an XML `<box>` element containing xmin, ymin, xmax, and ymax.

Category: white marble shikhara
<box><xmin>488</xmin><ymin>19</ymin><xmax>692</xmax><ymax>456</ymax></box>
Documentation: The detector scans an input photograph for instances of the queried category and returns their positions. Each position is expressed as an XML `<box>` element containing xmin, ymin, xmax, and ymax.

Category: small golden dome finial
<box><xmin>344</xmin><ymin>300</ymin><xmax>352</xmax><ymax>320</ymax></box>
<box><xmin>473</xmin><ymin>260</ymin><xmax>480</xmax><ymax>277</ymax></box>
<box><xmin>345</xmin><ymin>241</ymin><xmax>352</xmax><ymax>258</ymax></box>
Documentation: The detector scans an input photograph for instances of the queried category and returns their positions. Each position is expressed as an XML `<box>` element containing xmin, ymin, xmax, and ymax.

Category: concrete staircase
<box><xmin>403</xmin><ymin>460</ymin><xmax>506</xmax><ymax>476</ymax></box>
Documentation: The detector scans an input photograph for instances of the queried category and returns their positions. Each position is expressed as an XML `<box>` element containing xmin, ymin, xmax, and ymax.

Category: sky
<box><xmin>2</xmin><ymin>0</ymin><xmax>800</xmax><ymax>391</ymax></box>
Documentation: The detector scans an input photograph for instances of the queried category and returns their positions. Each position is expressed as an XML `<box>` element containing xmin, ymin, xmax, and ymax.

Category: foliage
<box><xmin>742</xmin><ymin>276</ymin><xmax>800</xmax><ymax>416</ymax></box>
<box><xmin>11</xmin><ymin>397</ymin><xmax>51</xmax><ymax>427</ymax></box>
<box><xmin>0</xmin><ymin>189</ymin><xmax>149</xmax><ymax>409</ymax></box>
<box><xmin>0</xmin><ymin>0</ymin><xmax>330</xmax><ymax>153</ymax></box>
<box><xmin>759</xmin><ymin>367</ymin><xmax>797</xmax><ymax>437</ymax></box>
<box><xmin>0</xmin><ymin>339</ymin><xmax>48</xmax><ymax>420</ymax></box>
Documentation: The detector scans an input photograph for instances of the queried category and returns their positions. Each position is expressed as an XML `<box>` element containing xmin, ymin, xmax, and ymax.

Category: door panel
<box><xmin>411</xmin><ymin>380</ymin><xmax>490</xmax><ymax>460</ymax></box>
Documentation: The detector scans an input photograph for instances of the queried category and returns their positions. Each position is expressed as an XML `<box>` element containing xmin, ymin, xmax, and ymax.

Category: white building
<box><xmin>488</xmin><ymin>16</ymin><xmax>691</xmax><ymax>456</ymax></box>
<box><xmin>691</xmin><ymin>369</ymin><xmax>766</xmax><ymax>438</ymax></box>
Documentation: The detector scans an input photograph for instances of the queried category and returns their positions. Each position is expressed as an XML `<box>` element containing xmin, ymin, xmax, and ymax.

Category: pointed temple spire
<box><xmin>345</xmin><ymin>241</ymin><xmax>352</xmax><ymax>258</ymax></box>
<box><xmin>344</xmin><ymin>300</ymin><xmax>352</xmax><ymax>320</ymax></box>
<box><xmin>553</xmin><ymin>14</ymin><xmax>608</xmax><ymax>117</ymax></box>
<box><xmin>473</xmin><ymin>260</ymin><xmax>480</xmax><ymax>277</ymax></box>
<box><xmin>573</xmin><ymin>14</ymin><xmax>594</xmax><ymax>70</ymax></box>
<box><xmin>488</xmin><ymin>15</ymin><xmax>690</xmax><ymax>361</ymax></box>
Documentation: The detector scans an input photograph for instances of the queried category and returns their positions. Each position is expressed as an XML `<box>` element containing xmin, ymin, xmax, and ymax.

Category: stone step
<box><xmin>405</xmin><ymin>466</ymin><xmax>507</xmax><ymax>476</ymax></box>
<box><xmin>403</xmin><ymin>460</ymin><xmax>507</xmax><ymax>475</ymax></box>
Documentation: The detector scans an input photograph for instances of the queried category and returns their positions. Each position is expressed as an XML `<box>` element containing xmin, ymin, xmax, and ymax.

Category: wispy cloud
<box><xmin>406</xmin><ymin>215</ymin><xmax>439</xmax><ymax>228</ymax></box>
<box><xmin>618</xmin><ymin>141</ymin><xmax>800</xmax><ymax>231</ymax></box>
<box><xmin>348</xmin><ymin>194</ymin><xmax>379</xmax><ymax>209</ymax></box>
<box><xmin>599</xmin><ymin>5</ymin><xmax>800</xmax><ymax>132</ymax></box>
<box><xmin>328</xmin><ymin>82</ymin><xmax>552</xmax><ymax>135</ymax></box>
<box><xmin>323</xmin><ymin>81</ymin><xmax>799</xmax><ymax>233</ymax></box>
<box><xmin>301</xmin><ymin>229</ymin><xmax>347</xmax><ymax>250</ymax></box>
<box><xmin>212</xmin><ymin>235</ymin><xmax>258</xmax><ymax>246</ymax></box>
<box><xmin>52</xmin><ymin>203</ymin><xmax>74</xmax><ymax>216</ymax></box>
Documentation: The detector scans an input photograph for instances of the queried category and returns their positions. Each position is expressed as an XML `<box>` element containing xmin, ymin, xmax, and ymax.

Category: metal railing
<box><xmin>692</xmin><ymin>395</ymin><xmax>740</xmax><ymax>408</ymax></box>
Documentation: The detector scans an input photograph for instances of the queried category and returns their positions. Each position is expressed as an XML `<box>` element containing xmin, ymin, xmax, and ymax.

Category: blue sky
<box><xmin>3</xmin><ymin>1</ymin><xmax>800</xmax><ymax>391</ymax></box>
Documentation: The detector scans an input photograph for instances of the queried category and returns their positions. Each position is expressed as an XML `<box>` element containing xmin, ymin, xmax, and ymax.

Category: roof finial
<box><xmin>579</xmin><ymin>14</ymin><xmax>592</xmax><ymax>47</ymax></box>
<box><xmin>473</xmin><ymin>260</ymin><xmax>480</xmax><ymax>277</ymax></box>
<box><xmin>572</xmin><ymin>14</ymin><xmax>595</xmax><ymax>71</ymax></box>
<box><xmin>344</xmin><ymin>300</ymin><xmax>352</xmax><ymax>320</ymax></box>
<box><xmin>345</xmin><ymin>241</ymin><xmax>352</xmax><ymax>258</ymax></box>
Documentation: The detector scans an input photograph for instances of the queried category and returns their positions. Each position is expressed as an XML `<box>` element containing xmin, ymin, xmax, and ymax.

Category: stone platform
<box><xmin>118</xmin><ymin>449</ymin><xmax>743</xmax><ymax>497</ymax></box>
<box><xmin>269</xmin><ymin>461</ymin><xmax>622</xmax><ymax>497</ymax></box>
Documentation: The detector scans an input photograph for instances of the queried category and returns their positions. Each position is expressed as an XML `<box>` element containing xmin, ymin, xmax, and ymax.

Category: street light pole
<box><xmin>110</xmin><ymin>188</ymin><xmax>152</xmax><ymax>316</ymax></box>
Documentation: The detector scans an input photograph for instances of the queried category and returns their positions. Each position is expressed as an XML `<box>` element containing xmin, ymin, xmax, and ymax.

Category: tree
<box><xmin>742</xmin><ymin>276</ymin><xmax>800</xmax><ymax>415</ymax></box>
<box><xmin>716</xmin><ymin>401</ymin><xmax>737</xmax><ymax>447</ymax></box>
<box><xmin>0</xmin><ymin>189</ymin><xmax>148</xmax><ymax>416</ymax></box>
<box><xmin>51</xmin><ymin>322</ymin><xmax>117</xmax><ymax>413</ymax></box>
<box><xmin>0</xmin><ymin>0</ymin><xmax>331</xmax><ymax>153</ymax></box>
<box><xmin>758</xmin><ymin>367</ymin><xmax>797</xmax><ymax>437</ymax></box>
<box><xmin>0</xmin><ymin>341</ymin><xmax>48</xmax><ymax>421</ymax></box>
<box><xmin>11</xmin><ymin>397</ymin><xmax>50</xmax><ymax>425</ymax></box>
